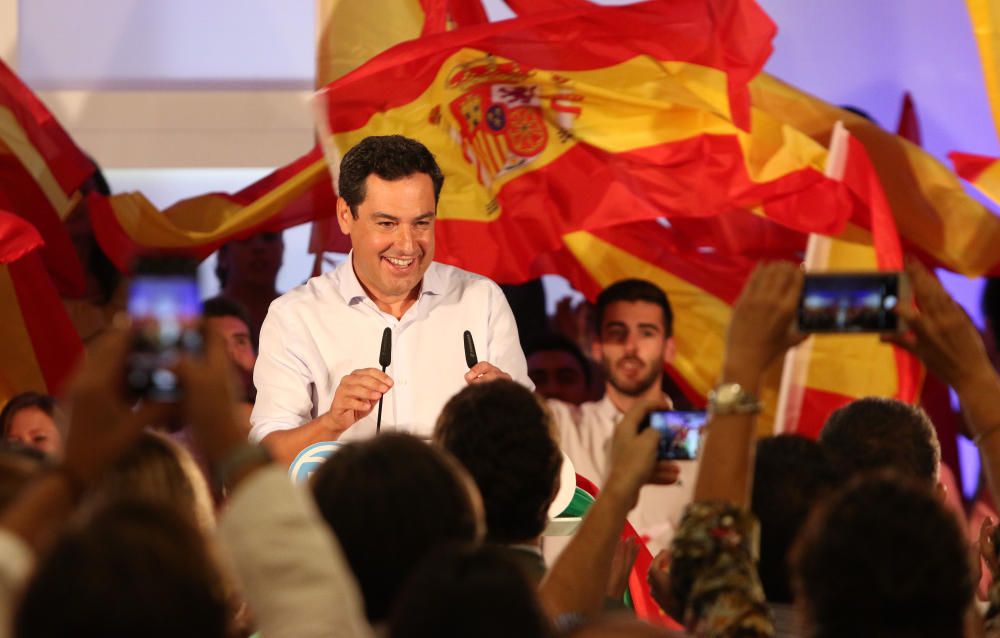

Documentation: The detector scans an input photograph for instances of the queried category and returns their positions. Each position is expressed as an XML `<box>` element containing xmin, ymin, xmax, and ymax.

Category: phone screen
<box><xmin>126</xmin><ymin>258</ymin><xmax>203</xmax><ymax>401</ymax></box>
<box><xmin>640</xmin><ymin>410</ymin><xmax>708</xmax><ymax>461</ymax></box>
<box><xmin>798</xmin><ymin>273</ymin><xmax>901</xmax><ymax>333</ymax></box>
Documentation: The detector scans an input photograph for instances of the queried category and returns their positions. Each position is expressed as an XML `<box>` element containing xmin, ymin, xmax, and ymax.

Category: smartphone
<box><xmin>798</xmin><ymin>272</ymin><xmax>908</xmax><ymax>334</ymax></box>
<box><xmin>639</xmin><ymin>410</ymin><xmax>708</xmax><ymax>461</ymax></box>
<box><xmin>125</xmin><ymin>256</ymin><xmax>203</xmax><ymax>402</ymax></box>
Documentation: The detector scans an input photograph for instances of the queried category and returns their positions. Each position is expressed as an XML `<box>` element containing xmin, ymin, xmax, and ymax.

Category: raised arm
<box><xmin>539</xmin><ymin>398</ymin><xmax>678</xmax><ymax>620</ymax></box>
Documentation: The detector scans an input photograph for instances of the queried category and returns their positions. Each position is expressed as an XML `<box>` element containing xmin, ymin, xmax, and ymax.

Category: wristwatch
<box><xmin>708</xmin><ymin>383</ymin><xmax>763</xmax><ymax>416</ymax></box>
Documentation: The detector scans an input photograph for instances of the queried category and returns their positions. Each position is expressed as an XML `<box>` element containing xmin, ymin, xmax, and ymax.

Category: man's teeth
<box><xmin>385</xmin><ymin>257</ymin><xmax>414</xmax><ymax>267</ymax></box>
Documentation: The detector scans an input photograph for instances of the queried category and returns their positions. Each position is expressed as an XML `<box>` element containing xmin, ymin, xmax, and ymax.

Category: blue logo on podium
<box><xmin>289</xmin><ymin>441</ymin><xmax>342</xmax><ymax>484</ymax></box>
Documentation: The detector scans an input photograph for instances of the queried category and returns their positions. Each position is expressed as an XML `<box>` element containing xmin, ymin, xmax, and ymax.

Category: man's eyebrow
<box><xmin>372</xmin><ymin>212</ymin><xmax>401</xmax><ymax>221</ymax></box>
<box><xmin>603</xmin><ymin>320</ymin><xmax>627</xmax><ymax>330</ymax></box>
<box><xmin>638</xmin><ymin>322</ymin><xmax>662</xmax><ymax>332</ymax></box>
<box><xmin>414</xmin><ymin>212</ymin><xmax>436</xmax><ymax>221</ymax></box>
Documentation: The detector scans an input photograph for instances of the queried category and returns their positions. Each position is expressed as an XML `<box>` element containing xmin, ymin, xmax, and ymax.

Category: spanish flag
<box><xmin>315</xmin><ymin>0</ymin><xmax>866</xmax><ymax>284</ymax></box>
<box><xmin>0</xmin><ymin>212</ymin><xmax>83</xmax><ymax>409</ymax></box>
<box><xmin>89</xmin><ymin>145</ymin><xmax>339</xmax><ymax>272</ymax></box>
<box><xmin>751</xmin><ymin>73</ymin><xmax>1000</xmax><ymax>277</ymax></box>
<box><xmin>0</xmin><ymin>59</ymin><xmax>93</xmax><ymax>296</ymax></box>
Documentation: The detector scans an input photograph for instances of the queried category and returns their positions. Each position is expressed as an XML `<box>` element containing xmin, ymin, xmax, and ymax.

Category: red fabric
<box><xmin>787</xmin><ymin>387</ymin><xmax>855</xmax><ymax>439</ymax></box>
<box><xmin>948</xmin><ymin>151</ymin><xmax>998</xmax><ymax>184</ymax></box>
<box><xmin>0</xmin><ymin>212</ymin><xmax>83</xmax><ymax>396</ymax></box>
<box><xmin>843</xmin><ymin>135</ymin><xmax>923</xmax><ymax>404</ymax></box>
<box><xmin>321</xmin><ymin>0</ymin><xmax>776</xmax><ymax>132</ymax></box>
<box><xmin>0</xmin><ymin>60</ymin><xmax>93</xmax><ymax>295</ymax></box>
<box><xmin>895</xmin><ymin>92</ymin><xmax>922</xmax><ymax>146</ymax></box>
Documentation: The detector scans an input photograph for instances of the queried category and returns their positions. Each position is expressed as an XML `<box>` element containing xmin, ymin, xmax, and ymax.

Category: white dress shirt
<box><xmin>547</xmin><ymin>396</ymin><xmax>699</xmax><ymax>555</ymax></box>
<box><xmin>250</xmin><ymin>257</ymin><xmax>530</xmax><ymax>443</ymax></box>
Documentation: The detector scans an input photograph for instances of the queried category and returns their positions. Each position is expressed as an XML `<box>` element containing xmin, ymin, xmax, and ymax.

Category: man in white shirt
<box><xmin>548</xmin><ymin>279</ymin><xmax>695</xmax><ymax>554</ymax></box>
<box><xmin>251</xmin><ymin>136</ymin><xmax>529</xmax><ymax>464</ymax></box>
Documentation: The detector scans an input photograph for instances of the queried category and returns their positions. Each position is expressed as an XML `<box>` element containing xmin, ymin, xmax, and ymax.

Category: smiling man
<box><xmin>547</xmin><ymin>279</ymin><xmax>695</xmax><ymax>554</ymax></box>
<box><xmin>250</xmin><ymin>136</ymin><xmax>530</xmax><ymax>464</ymax></box>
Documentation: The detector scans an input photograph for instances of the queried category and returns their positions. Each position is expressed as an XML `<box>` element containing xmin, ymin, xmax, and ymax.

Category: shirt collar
<box><xmin>337</xmin><ymin>251</ymin><xmax>441</xmax><ymax>307</ymax></box>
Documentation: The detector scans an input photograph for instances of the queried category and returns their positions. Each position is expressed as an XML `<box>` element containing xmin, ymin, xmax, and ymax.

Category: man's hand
<box><xmin>327</xmin><ymin>368</ymin><xmax>393</xmax><ymax>433</ymax></box>
<box><xmin>722</xmin><ymin>262</ymin><xmax>806</xmax><ymax>389</ymax></box>
<box><xmin>888</xmin><ymin>260</ymin><xmax>996</xmax><ymax>396</ymax></box>
<box><xmin>605</xmin><ymin>398</ymin><xmax>680</xmax><ymax>511</ymax></box>
<box><xmin>464</xmin><ymin>361</ymin><xmax>512</xmax><ymax>384</ymax></box>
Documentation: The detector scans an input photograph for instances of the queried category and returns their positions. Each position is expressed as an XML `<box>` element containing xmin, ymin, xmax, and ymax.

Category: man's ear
<box><xmin>336</xmin><ymin>197</ymin><xmax>354</xmax><ymax>235</ymax></box>
<box><xmin>663</xmin><ymin>336</ymin><xmax>676</xmax><ymax>366</ymax></box>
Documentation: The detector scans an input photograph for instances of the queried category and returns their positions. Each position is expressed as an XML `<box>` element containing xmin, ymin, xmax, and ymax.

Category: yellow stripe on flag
<box><xmin>0</xmin><ymin>107</ymin><xmax>75</xmax><ymax>219</ymax></box>
<box><xmin>106</xmin><ymin>155</ymin><xmax>329</xmax><ymax>249</ymax></box>
<box><xmin>317</xmin><ymin>0</ymin><xmax>428</xmax><ymax>87</ymax></box>
<box><xmin>966</xmin><ymin>0</ymin><xmax>1000</xmax><ymax>142</ymax></box>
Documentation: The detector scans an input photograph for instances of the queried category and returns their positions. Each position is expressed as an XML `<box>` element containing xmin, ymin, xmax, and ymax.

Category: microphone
<box><xmin>376</xmin><ymin>327</ymin><xmax>391</xmax><ymax>434</ymax></box>
<box><xmin>463</xmin><ymin>330</ymin><xmax>478</xmax><ymax>369</ymax></box>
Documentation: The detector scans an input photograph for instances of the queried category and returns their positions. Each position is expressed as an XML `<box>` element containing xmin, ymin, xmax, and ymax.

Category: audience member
<box><xmin>96</xmin><ymin>431</ymin><xmax>215</xmax><ymax>532</ymax></box>
<box><xmin>434</xmin><ymin>380</ymin><xmax>562</xmax><ymax>581</ymax></box>
<box><xmin>750</xmin><ymin>435</ymin><xmax>837</xmax><ymax>636</ymax></box>
<box><xmin>649</xmin><ymin>262</ymin><xmax>804</xmax><ymax>636</ymax></box>
<box><xmin>792</xmin><ymin>473</ymin><xmax>973</xmax><ymax>638</ymax></box>
<box><xmin>389</xmin><ymin>543</ymin><xmax>552</xmax><ymax>638</ymax></box>
<box><xmin>0</xmin><ymin>330</ymin><xmax>374</xmax><ymax>638</ymax></box>
<box><xmin>202</xmin><ymin>295</ymin><xmax>257</xmax><ymax>406</ymax></box>
<box><xmin>548</xmin><ymin>278</ymin><xmax>689</xmax><ymax>554</ymax></box>
<box><xmin>310</xmin><ymin>433</ymin><xmax>484</xmax><ymax>626</ymax></box>
<box><xmin>525</xmin><ymin>333</ymin><xmax>593</xmax><ymax>406</ymax></box>
<box><xmin>820</xmin><ymin>396</ymin><xmax>940</xmax><ymax>485</ymax></box>
<box><xmin>214</xmin><ymin>231</ymin><xmax>284</xmax><ymax>343</ymax></box>
<box><xmin>0</xmin><ymin>392</ymin><xmax>64</xmax><ymax>458</ymax></box>
<box><xmin>15</xmin><ymin>497</ymin><xmax>230</xmax><ymax>638</ymax></box>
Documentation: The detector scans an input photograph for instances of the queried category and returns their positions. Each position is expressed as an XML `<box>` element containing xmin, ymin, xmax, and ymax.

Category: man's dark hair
<box><xmin>202</xmin><ymin>295</ymin><xmax>254</xmax><ymax>336</ymax></box>
<box><xmin>819</xmin><ymin>397</ymin><xmax>940</xmax><ymax>484</ymax></box>
<box><xmin>338</xmin><ymin>135</ymin><xmax>445</xmax><ymax>218</ymax></box>
<box><xmin>0</xmin><ymin>392</ymin><xmax>56</xmax><ymax>436</ymax></box>
<box><xmin>16</xmin><ymin>498</ymin><xmax>229</xmax><ymax>638</ymax></box>
<box><xmin>792</xmin><ymin>474</ymin><xmax>972</xmax><ymax>638</ymax></box>
<box><xmin>311</xmin><ymin>433</ymin><xmax>480</xmax><ymax>623</ymax></box>
<box><xmin>389</xmin><ymin>543</ymin><xmax>552</xmax><ymax>638</ymax></box>
<box><xmin>523</xmin><ymin>333</ymin><xmax>592</xmax><ymax>388</ymax></box>
<box><xmin>751</xmin><ymin>435</ymin><xmax>838</xmax><ymax>604</ymax></box>
<box><xmin>434</xmin><ymin>380</ymin><xmax>562</xmax><ymax>545</ymax></box>
<box><xmin>594</xmin><ymin>279</ymin><xmax>673</xmax><ymax>338</ymax></box>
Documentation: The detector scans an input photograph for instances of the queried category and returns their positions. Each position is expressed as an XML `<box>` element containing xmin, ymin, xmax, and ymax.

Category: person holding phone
<box><xmin>249</xmin><ymin>136</ymin><xmax>531</xmax><ymax>466</ymax></box>
<box><xmin>546</xmin><ymin>278</ymin><xmax>692</xmax><ymax>554</ymax></box>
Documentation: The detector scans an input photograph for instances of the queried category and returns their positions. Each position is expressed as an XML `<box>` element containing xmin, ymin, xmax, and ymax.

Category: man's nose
<box><xmin>623</xmin><ymin>331</ymin><xmax>638</xmax><ymax>353</ymax></box>
<box><xmin>396</xmin><ymin>225</ymin><xmax>415</xmax><ymax>253</ymax></box>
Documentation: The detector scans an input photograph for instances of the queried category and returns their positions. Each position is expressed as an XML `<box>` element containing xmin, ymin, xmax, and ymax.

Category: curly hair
<box><xmin>433</xmin><ymin>380</ymin><xmax>562</xmax><ymax>544</ymax></box>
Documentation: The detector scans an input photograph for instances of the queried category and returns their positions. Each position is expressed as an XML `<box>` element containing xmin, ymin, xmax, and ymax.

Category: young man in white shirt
<box><xmin>548</xmin><ymin>279</ymin><xmax>694</xmax><ymax>554</ymax></box>
<box><xmin>250</xmin><ymin>135</ymin><xmax>530</xmax><ymax>465</ymax></box>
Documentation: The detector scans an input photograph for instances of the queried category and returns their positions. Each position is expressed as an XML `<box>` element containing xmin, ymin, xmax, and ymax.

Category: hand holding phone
<box><xmin>798</xmin><ymin>272</ymin><xmax>909</xmax><ymax>334</ymax></box>
<box><xmin>125</xmin><ymin>256</ymin><xmax>203</xmax><ymax>402</ymax></box>
<box><xmin>638</xmin><ymin>410</ymin><xmax>708</xmax><ymax>460</ymax></box>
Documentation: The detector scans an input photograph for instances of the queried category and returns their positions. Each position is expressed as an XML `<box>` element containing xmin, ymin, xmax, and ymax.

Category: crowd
<box><xmin>5</xmin><ymin>134</ymin><xmax>1000</xmax><ymax>638</ymax></box>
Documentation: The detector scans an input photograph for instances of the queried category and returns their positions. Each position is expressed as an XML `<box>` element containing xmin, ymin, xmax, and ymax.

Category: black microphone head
<box><xmin>379</xmin><ymin>327</ymin><xmax>392</xmax><ymax>368</ymax></box>
<box><xmin>463</xmin><ymin>330</ymin><xmax>478</xmax><ymax>369</ymax></box>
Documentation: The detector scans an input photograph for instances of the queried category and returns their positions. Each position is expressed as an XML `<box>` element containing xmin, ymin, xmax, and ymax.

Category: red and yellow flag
<box><xmin>89</xmin><ymin>145</ymin><xmax>340</xmax><ymax>271</ymax></box>
<box><xmin>0</xmin><ymin>212</ymin><xmax>84</xmax><ymax>409</ymax></box>
<box><xmin>0</xmin><ymin>59</ymin><xmax>93</xmax><ymax>296</ymax></box>
<box><xmin>314</xmin><ymin>0</ymin><xmax>866</xmax><ymax>281</ymax></box>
